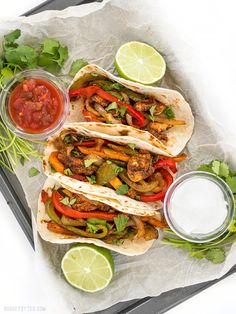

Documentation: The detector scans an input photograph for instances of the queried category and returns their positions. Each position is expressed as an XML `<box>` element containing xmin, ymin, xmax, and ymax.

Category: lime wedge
<box><xmin>61</xmin><ymin>244</ymin><xmax>114</xmax><ymax>293</ymax></box>
<box><xmin>115</xmin><ymin>41</ymin><xmax>166</xmax><ymax>85</ymax></box>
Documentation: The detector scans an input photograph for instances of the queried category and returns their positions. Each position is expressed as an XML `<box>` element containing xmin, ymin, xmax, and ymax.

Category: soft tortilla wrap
<box><xmin>68</xmin><ymin>64</ymin><xmax>194</xmax><ymax>157</ymax></box>
<box><xmin>43</xmin><ymin>124</ymin><xmax>163</xmax><ymax>215</ymax></box>
<box><xmin>37</xmin><ymin>177</ymin><xmax>157</xmax><ymax>256</ymax></box>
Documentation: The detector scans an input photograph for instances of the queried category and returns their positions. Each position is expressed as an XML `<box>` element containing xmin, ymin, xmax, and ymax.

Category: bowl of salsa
<box><xmin>0</xmin><ymin>69</ymin><xmax>69</xmax><ymax>140</ymax></box>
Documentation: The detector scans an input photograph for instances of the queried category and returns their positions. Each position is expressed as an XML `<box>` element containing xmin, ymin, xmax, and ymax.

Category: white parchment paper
<box><xmin>2</xmin><ymin>0</ymin><xmax>236</xmax><ymax>312</ymax></box>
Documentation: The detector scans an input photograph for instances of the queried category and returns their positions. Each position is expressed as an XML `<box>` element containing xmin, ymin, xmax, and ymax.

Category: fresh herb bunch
<box><xmin>0</xmin><ymin>29</ymin><xmax>69</xmax><ymax>83</ymax></box>
<box><xmin>0</xmin><ymin>121</ymin><xmax>40</xmax><ymax>173</ymax></box>
<box><xmin>163</xmin><ymin>160</ymin><xmax>236</xmax><ymax>264</ymax></box>
<box><xmin>0</xmin><ymin>29</ymin><xmax>87</xmax><ymax>173</ymax></box>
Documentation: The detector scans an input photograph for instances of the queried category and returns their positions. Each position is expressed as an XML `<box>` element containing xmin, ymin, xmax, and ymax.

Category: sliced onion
<box><xmin>95</xmin><ymin>103</ymin><xmax>121</xmax><ymax>124</ymax></box>
<box><xmin>120</xmin><ymin>92</ymin><xmax>130</xmax><ymax>103</ymax></box>
<box><xmin>131</xmin><ymin>215</ymin><xmax>145</xmax><ymax>239</ymax></box>
<box><xmin>76</xmin><ymin>96</ymin><xmax>85</xmax><ymax>112</ymax></box>
<box><xmin>104</xmin><ymin>113</ymin><xmax>121</xmax><ymax>124</ymax></box>
<box><xmin>85</xmin><ymin>99</ymin><xmax>100</xmax><ymax>116</ymax></box>
<box><xmin>126</xmin><ymin>113</ymin><xmax>133</xmax><ymax>126</ymax></box>
<box><xmin>66</xmin><ymin>145</ymin><xmax>74</xmax><ymax>156</ymax></box>
<box><xmin>94</xmin><ymin>103</ymin><xmax>107</xmax><ymax>117</ymax></box>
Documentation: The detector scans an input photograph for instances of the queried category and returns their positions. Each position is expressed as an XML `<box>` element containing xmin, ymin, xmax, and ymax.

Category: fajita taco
<box><xmin>68</xmin><ymin>64</ymin><xmax>194</xmax><ymax>157</ymax></box>
<box><xmin>37</xmin><ymin>178</ymin><xmax>165</xmax><ymax>256</ymax></box>
<box><xmin>43</xmin><ymin>125</ymin><xmax>185</xmax><ymax>214</ymax></box>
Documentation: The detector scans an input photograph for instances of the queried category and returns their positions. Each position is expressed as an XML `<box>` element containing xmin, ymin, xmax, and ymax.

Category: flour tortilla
<box><xmin>43</xmin><ymin>124</ymin><xmax>163</xmax><ymax>215</ymax></box>
<box><xmin>68</xmin><ymin>64</ymin><xmax>194</xmax><ymax>157</ymax></box>
<box><xmin>37</xmin><ymin>177</ymin><xmax>157</xmax><ymax>256</ymax></box>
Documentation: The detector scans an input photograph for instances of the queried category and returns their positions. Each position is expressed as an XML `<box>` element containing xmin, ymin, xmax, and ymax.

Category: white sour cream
<box><xmin>170</xmin><ymin>177</ymin><xmax>228</xmax><ymax>234</ymax></box>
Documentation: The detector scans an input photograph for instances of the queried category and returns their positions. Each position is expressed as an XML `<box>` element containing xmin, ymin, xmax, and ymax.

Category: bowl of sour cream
<box><xmin>164</xmin><ymin>171</ymin><xmax>235</xmax><ymax>243</ymax></box>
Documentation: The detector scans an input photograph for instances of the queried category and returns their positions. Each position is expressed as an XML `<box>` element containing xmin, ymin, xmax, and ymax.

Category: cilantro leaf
<box><xmin>127</xmin><ymin>143</ymin><xmax>136</xmax><ymax>150</ymax></box>
<box><xmin>57</xmin><ymin>45</ymin><xmax>68</xmax><ymax>66</ymax></box>
<box><xmin>47</xmin><ymin>62</ymin><xmax>61</xmax><ymax>74</ymax></box>
<box><xmin>112</xmin><ymin>238</ymin><xmax>124</xmax><ymax>245</ymax></box>
<box><xmin>149</xmin><ymin>105</ymin><xmax>156</xmax><ymax>117</ymax></box>
<box><xmin>87</xmin><ymin>223</ymin><xmax>99</xmax><ymax>234</ymax></box>
<box><xmin>4</xmin><ymin>29</ymin><xmax>21</xmax><ymax>46</ymax></box>
<box><xmin>226</xmin><ymin>176</ymin><xmax>236</xmax><ymax>193</ymax></box>
<box><xmin>205</xmin><ymin>248</ymin><xmax>225</xmax><ymax>264</ymax></box>
<box><xmin>41</xmin><ymin>38</ymin><xmax>59</xmax><ymax>55</ymax></box>
<box><xmin>64</xmin><ymin>168</ymin><xmax>72</xmax><ymax>175</ymax></box>
<box><xmin>0</xmin><ymin>67</ymin><xmax>14</xmax><ymax>85</ymax></box>
<box><xmin>114</xmin><ymin>166</ymin><xmax>124</xmax><ymax>174</ymax></box>
<box><xmin>37</xmin><ymin>53</ymin><xmax>55</xmax><ymax>66</ymax></box>
<box><xmin>115</xmin><ymin>184</ymin><xmax>129</xmax><ymax>195</ymax></box>
<box><xmin>60</xmin><ymin>197</ymin><xmax>70</xmax><ymax>205</ymax></box>
<box><xmin>28</xmin><ymin>167</ymin><xmax>40</xmax><ymax>177</ymax></box>
<box><xmin>91</xmin><ymin>73</ymin><xmax>98</xmax><ymax>77</ymax></box>
<box><xmin>38</xmin><ymin>39</ymin><xmax>68</xmax><ymax>73</ymax></box>
<box><xmin>219</xmin><ymin>162</ymin><xmax>229</xmax><ymax>178</ymax></box>
<box><xmin>69</xmin><ymin>59</ymin><xmax>88</xmax><ymax>76</ymax></box>
<box><xmin>212</xmin><ymin>160</ymin><xmax>220</xmax><ymax>175</ymax></box>
<box><xmin>228</xmin><ymin>218</ymin><xmax>236</xmax><ymax>232</ymax></box>
<box><xmin>5</xmin><ymin>45</ymin><xmax>38</xmax><ymax>67</ymax></box>
<box><xmin>106</xmin><ymin>102</ymin><xmax>118</xmax><ymax>111</ymax></box>
<box><xmin>148</xmin><ymin>114</ymin><xmax>155</xmax><ymax>122</ymax></box>
<box><xmin>119</xmin><ymin>106</ymin><xmax>127</xmax><ymax>117</ymax></box>
<box><xmin>69</xmin><ymin>198</ymin><xmax>77</xmax><ymax>205</ymax></box>
<box><xmin>197</xmin><ymin>163</ymin><xmax>214</xmax><ymax>173</ymax></box>
<box><xmin>163</xmin><ymin>107</ymin><xmax>175</xmax><ymax>119</ymax></box>
<box><xmin>114</xmin><ymin>214</ymin><xmax>129</xmax><ymax>232</ymax></box>
<box><xmin>86</xmin><ymin>175</ymin><xmax>96</xmax><ymax>184</ymax></box>
<box><xmin>84</xmin><ymin>159</ymin><xmax>97</xmax><ymax>167</ymax></box>
<box><xmin>106</xmin><ymin>223</ymin><xmax>113</xmax><ymax>230</ymax></box>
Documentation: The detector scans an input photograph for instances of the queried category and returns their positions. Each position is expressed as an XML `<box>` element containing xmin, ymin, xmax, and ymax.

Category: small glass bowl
<box><xmin>164</xmin><ymin>171</ymin><xmax>235</xmax><ymax>243</ymax></box>
<box><xmin>0</xmin><ymin>69</ymin><xmax>69</xmax><ymax>140</ymax></box>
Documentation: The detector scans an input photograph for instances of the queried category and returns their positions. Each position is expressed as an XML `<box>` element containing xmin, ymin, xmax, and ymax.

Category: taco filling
<box><xmin>69</xmin><ymin>76</ymin><xmax>186</xmax><ymax>143</ymax></box>
<box><xmin>48</xmin><ymin>131</ymin><xmax>186</xmax><ymax>203</ymax></box>
<box><xmin>41</xmin><ymin>187</ymin><xmax>165</xmax><ymax>245</ymax></box>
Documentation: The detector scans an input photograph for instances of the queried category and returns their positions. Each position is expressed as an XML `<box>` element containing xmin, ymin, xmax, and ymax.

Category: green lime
<box><xmin>61</xmin><ymin>243</ymin><xmax>114</xmax><ymax>293</ymax></box>
<box><xmin>115</xmin><ymin>41</ymin><xmax>166</xmax><ymax>85</ymax></box>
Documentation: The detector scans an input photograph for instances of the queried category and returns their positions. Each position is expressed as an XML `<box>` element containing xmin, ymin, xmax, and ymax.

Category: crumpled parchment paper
<box><xmin>2</xmin><ymin>0</ymin><xmax>236</xmax><ymax>312</ymax></box>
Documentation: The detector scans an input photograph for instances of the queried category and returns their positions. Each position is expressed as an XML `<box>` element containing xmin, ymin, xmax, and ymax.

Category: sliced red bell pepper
<box><xmin>74</xmin><ymin>140</ymin><xmax>96</xmax><ymax>147</ymax></box>
<box><xmin>52</xmin><ymin>191</ymin><xmax>118</xmax><ymax>220</ymax></box>
<box><xmin>82</xmin><ymin>110</ymin><xmax>102</xmax><ymax>122</ymax></box>
<box><xmin>41</xmin><ymin>190</ymin><xmax>49</xmax><ymax>204</ymax></box>
<box><xmin>69</xmin><ymin>85</ymin><xmax>100</xmax><ymax>98</ymax></box>
<box><xmin>70</xmin><ymin>85</ymin><xmax>145</xmax><ymax>127</ymax></box>
<box><xmin>153</xmin><ymin>158</ymin><xmax>177</xmax><ymax>173</ymax></box>
<box><xmin>140</xmin><ymin>169</ymin><xmax>173</xmax><ymax>202</ymax></box>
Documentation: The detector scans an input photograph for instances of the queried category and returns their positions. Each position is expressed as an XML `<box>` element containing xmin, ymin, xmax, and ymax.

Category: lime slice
<box><xmin>115</xmin><ymin>41</ymin><xmax>166</xmax><ymax>85</ymax></box>
<box><xmin>61</xmin><ymin>244</ymin><xmax>114</xmax><ymax>293</ymax></box>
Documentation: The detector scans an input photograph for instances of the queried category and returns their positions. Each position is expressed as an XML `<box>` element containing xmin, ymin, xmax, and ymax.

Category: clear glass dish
<box><xmin>0</xmin><ymin>69</ymin><xmax>69</xmax><ymax>140</ymax></box>
<box><xmin>164</xmin><ymin>171</ymin><xmax>235</xmax><ymax>243</ymax></box>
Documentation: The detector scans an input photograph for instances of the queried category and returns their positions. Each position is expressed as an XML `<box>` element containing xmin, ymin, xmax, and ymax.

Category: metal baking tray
<box><xmin>1</xmin><ymin>0</ymin><xmax>235</xmax><ymax>313</ymax></box>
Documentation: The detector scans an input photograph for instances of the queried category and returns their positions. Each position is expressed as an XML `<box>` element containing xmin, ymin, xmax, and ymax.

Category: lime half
<box><xmin>115</xmin><ymin>41</ymin><xmax>166</xmax><ymax>85</ymax></box>
<box><xmin>61</xmin><ymin>244</ymin><xmax>114</xmax><ymax>293</ymax></box>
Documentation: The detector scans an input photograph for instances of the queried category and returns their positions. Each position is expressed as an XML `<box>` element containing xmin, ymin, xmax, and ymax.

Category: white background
<box><xmin>0</xmin><ymin>1</ymin><xmax>236</xmax><ymax>313</ymax></box>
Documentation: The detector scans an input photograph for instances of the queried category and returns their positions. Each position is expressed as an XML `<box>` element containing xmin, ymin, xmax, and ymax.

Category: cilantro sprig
<box><xmin>114</xmin><ymin>214</ymin><xmax>129</xmax><ymax>232</ymax></box>
<box><xmin>163</xmin><ymin>160</ymin><xmax>236</xmax><ymax>264</ymax></box>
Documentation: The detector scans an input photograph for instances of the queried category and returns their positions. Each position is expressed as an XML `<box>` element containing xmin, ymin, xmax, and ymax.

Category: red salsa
<box><xmin>8</xmin><ymin>78</ymin><xmax>64</xmax><ymax>133</ymax></box>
